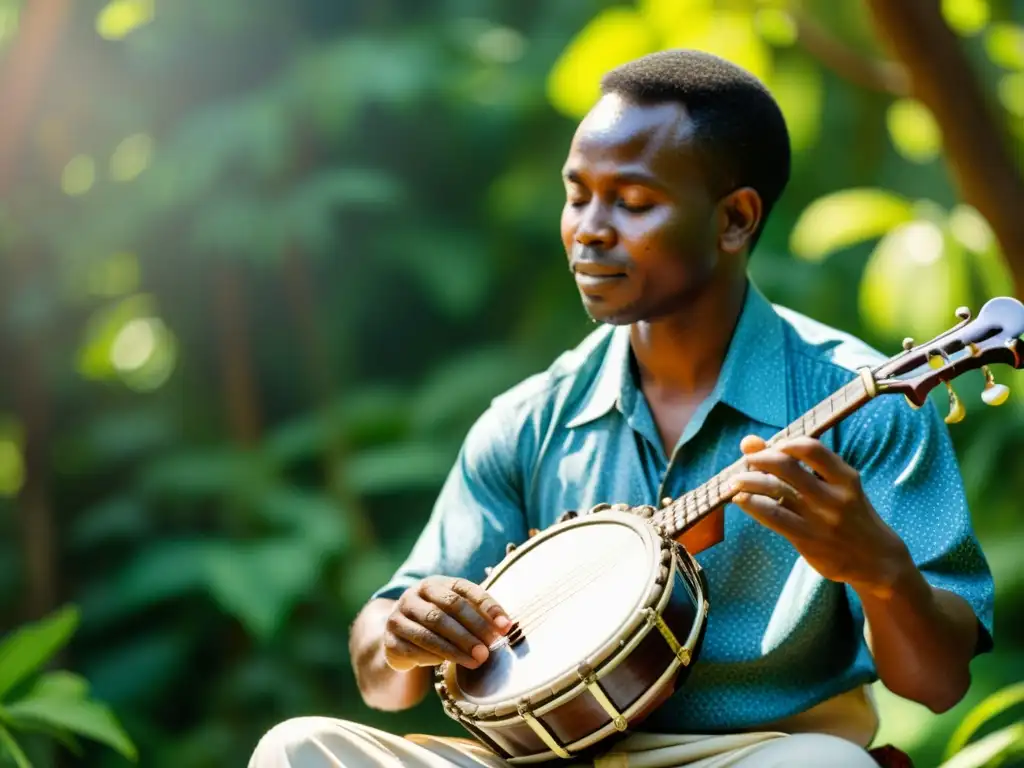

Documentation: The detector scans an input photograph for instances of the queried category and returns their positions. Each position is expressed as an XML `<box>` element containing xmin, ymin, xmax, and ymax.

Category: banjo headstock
<box><xmin>872</xmin><ymin>297</ymin><xmax>1024</xmax><ymax>423</ymax></box>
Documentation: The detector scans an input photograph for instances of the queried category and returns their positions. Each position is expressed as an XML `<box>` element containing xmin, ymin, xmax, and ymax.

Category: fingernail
<box><xmin>494</xmin><ymin>615</ymin><xmax>511</xmax><ymax>630</ymax></box>
<box><xmin>472</xmin><ymin>644</ymin><xmax>489</xmax><ymax>663</ymax></box>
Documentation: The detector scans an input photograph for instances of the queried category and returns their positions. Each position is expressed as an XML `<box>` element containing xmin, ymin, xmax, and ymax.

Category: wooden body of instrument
<box><xmin>435</xmin><ymin>512</ymin><xmax>708</xmax><ymax>764</ymax></box>
<box><xmin>434</xmin><ymin>297</ymin><xmax>1024</xmax><ymax>763</ymax></box>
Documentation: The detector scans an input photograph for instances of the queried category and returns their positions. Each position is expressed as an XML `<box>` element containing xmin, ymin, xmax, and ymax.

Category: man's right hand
<box><xmin>383</xmin><ymin>576</ymin><xmax>511</xmax><ymax>671</ymax></box>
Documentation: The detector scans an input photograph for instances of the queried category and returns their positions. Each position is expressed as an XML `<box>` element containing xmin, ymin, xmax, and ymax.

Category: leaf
<box><xmin>941</xmin><ymin>722</ymin><xmax>1024</xmax><ymax>768</ymax></box>
<box><xmin>377</xmin><ymin>229</ymin><xmax>496</xmax><ymax>319</ymax></box>
<box><xmin>998</xmin><ymin>73</ymin><xmax>1024</xmax><ymax>118</ymax></box>
<box><xmin>859</xmin><ymin>217</ymin><xmax>973</xmax><ymax>341</ymax></box>
<box><xmin>546</xmin><ymin>7</ymin><xmax>657</xmax><ymax>119</ymax></box>
<box><xmin>204</xmin><ymin>540</ymin><xmax>323</xmax><ymax>642</ymax></box>
<box><xmin>68</xmin><ymin>495</ymin><xmax>149</xmax><ymax>550</ymax></box>
<box><xmin>770</xmin><ymin>54</ymin><xmax>823</xmax><ymax>153</ymax></box>
<box><xmin>285</xmin><ymin>169</ymin><xmax>405</xmax><ymax>256</ymax></box>
<box><xmin>984</xmin><ymin>23</ymin><xmax>1024</xmax><ymax>70</ymax></box>
<box><xmin>80</xmin><ymin>632</ymin><xmax>189</xmax><ymax>706</ymax></box>
<box><xmin>3</xmin><ymin>696</ymin><xmax>136</xmax><ymax>761</ymax></box>
<box><xmin>264</xmin><ymin>387</ymin><xmax>412</xmax><ymax>465</ymax></box>
<box><xmin>27</xmin><ymin>672</ymin><xmax>89</xmax><ymax>702</ymax></box>
<box><xmin>190</xmin><ymin>194</ymin><xmax>284</xmax><ymax>261</ymax></box>
<box><xmin>342</xmin><ymin>442</ymin><xmax>456</xmax><ymax>496</ymax></box>
<box><xmin>72</xmin><ymin>409</ymin><xmax>177</xmax><ymax>469</ymax></box>
<box><xmin>0</xmin><ymin>724</ymin><xmax>32</xmax><ymax>768</ymax></box>
<box><xmin>139</xmin><ymin>448</ymin><xmax>264</xmax><ymax>500</ymax></box>
<box><xmin>887</xmin><ymin>98</ymin><xmax>942</xmax><ymax>163</ymax></box>
<box><xmin>410</xmin><ymin>346</ymin><xmax>530</xmax><ymax>436</ymax></box>
<box><xmin>79</xmin><ymin>540</ymin><xmax>213</xmax><ymax>626</ymax></box>
<box><xmin>946</xmin><ymin>682</ymin><xmax>1024</xmax><ymax>756</ymax></box>
<box><xmin>0</xmin><ymin>606</ymin><xmax>80</xmax><ymax>701</ymax></box>
<box><xmin>790</xmin><ymin>188</ymin><xmax>916</xmax><ymax>261</ymax></box>
<box><xmin>256</xmin><ymin>488</ymin><xmax>349</xmax><ymax>551</ymax></box>
<box><xmin>941</xmin><ymin>0</ymin><xmax>990</xmax><ymax>37</ymax></box>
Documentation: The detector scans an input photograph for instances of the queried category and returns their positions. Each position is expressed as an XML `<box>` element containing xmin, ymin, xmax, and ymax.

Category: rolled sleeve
<box><xmin>841</xmin><ymin>395</ymin><xmax>994</xmax><ymax>654</ymax></box>
<box><xmin>370</xmin><ymin>403</ymin><xmax>529</xmax><ymax>603</ymax></box>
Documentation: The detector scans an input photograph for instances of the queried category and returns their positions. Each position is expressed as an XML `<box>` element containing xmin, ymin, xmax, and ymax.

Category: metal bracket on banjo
<box><xmin>577</xmin><ymin>663</ymin><xmax>628</xmax><ymax>732</ymax></box>
<box><xmin>642</xmin><ymin>607</ymin><xmax>691</xmax><ymax>666</ymax></box>
<box><xmin>516</xmin><ymin>699</ymin><xmax>571</xmax><ymax>759</ymax></box>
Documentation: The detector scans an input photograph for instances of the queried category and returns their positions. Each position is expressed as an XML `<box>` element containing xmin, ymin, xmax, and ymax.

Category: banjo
<box><xmin>434</xmin><ymin>297</ymin><xmax>1024</xmax><ymax>764</ymax></box>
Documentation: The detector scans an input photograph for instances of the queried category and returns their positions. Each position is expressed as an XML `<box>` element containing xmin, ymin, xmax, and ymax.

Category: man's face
<box><xmin>560</xmin><ymin>94</ymin><xmax>723</xmax><ymax>325</ymax></box>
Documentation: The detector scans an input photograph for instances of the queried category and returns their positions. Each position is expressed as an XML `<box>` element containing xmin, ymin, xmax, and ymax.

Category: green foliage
<box><xmin>1</xmin><ymin>0</ymin><xmax>1023</xmax><ymax>766</ymax></box>
<box><xmin>790</xmin><ymin>188</ymin><xmax>916</xmax><ymax>262</ymax></box>
<box><xmin>944</xmin><ymin>682</ymin><xmax>1024</xmax><ymax>764</ymax></box>
<box><xmin>0</xmin><ymin>609</ymin><xmax>136</xmax><ymax>765</ymax></box>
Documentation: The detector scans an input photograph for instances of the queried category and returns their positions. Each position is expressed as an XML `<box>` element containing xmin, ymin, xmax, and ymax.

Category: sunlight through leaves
<box><xmin>886</xmin><ymin>99</ymin><xmax>942</xmax><ymax>163</ymax></box>
<box><xmin>941</xmin><ymin>0</ymin><xmax>990</xmax><ymax>37</ymax></box>
<box><xmin>61</xmin><ymin>155</ymin><xmax>96</xmax><ymax>196</ymax></box>
<box><xmin>109</xmin><ymin>133</ymin><xmax>154</xmax><ymax>182</ymax></box>
<box><xmin>96</xmin><ymin>0</ymin><xmax>154</xmax><ymax>40</ymax></box>
<box><xmin>859</xmin><ymin>215</ymin><xmax>973</xmax><ymax>341</ymax></box>
<box><xmin>790</xmin><ymin>188</ymin><xmax>915</xmax><ymax>261</ymax></box>
<box><xmin>0</xmin><ymin>2</ymin><xmax>18</xmax><ymax>50</ymax></box>
<box><xmin>0</xmin><ymin>419</ymin><xmax>24</xmax><ymax>498</ymax></box>
<box><xmin>997</xmin><ymin>73</ymin><xmax>1024</xmax><ymax>117</ymax></box>
<box><xmin>984</xmin><ymin>23</ymin><xmax>1024</xmax><ymax>70</ymax></box>
<box><xmin>755</xmin><ymin>8</ymin><xmax>797</xmax><ymax>47</ymax></box>
<box><xmin>547</xmin><ymin>7</ymin><xmax>656</xmax><ymax>119</ymax></box>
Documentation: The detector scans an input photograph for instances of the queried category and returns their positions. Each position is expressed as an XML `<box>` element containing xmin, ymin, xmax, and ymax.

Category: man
<box><xmin>250</xmin><ymin>50</ymin><xmax>993</xmax><ymax>767</ymax></box>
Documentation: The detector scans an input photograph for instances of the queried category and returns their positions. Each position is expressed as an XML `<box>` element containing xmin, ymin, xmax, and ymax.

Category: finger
<box><xmin>775</xmin><ymin>437</ymin><xmax>858</xmax><ymax>485</ymax></box>
<box><xmin>730</xmin><ymin>471</ymin><xmax>804</xmax><ymax>512</ymax></box>
<box><xmin>389</xmin><ymin>611</ymin><xmax>482</xmax><ymax>668</ymax></box>
<box><xmin>403</xmin><ymin>595</ymin><xmax>490</xmax><ymax>664</ymax></box>
<box><xmin>732</xmin><ymin>491</ymin><xmax>807</xmax><ymax>538</ymax></box>
<box><xmin>448</xmin><ymin>578</ymin><xmax>511</xmax><ymax>632</ymax></box>
<box><xmin>420</xmin><ymin>582</ymin><xmax>502</xmax><ymax>646</ymax></box>
<box><xmin>740</xmin><ymin>435</ymin><xmax>768</xmax><ymax>454</ymax></box>
<box><xmin>742</xmin><ymin>449</ymin><xmax>832</xmax><ymax>505</ymax></box>
<box><xmin>383</xmin><ymin>632</ymin><xmax>444</xmax><ymax>670</ymax></box>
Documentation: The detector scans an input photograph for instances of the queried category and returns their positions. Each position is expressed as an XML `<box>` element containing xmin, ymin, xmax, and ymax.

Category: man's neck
<box><xmin>629</xmin><ymin>276</ymin><xmax>748</xmax><ymax>399</ymax></box>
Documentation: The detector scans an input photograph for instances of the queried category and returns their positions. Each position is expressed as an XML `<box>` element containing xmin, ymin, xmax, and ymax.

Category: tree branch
<box><xmin>863</xmin><ymin>0</ymin><xmax>1024</xmax><ymax>293</ymax></box>
<box><xmin>794</xmin><ymin>13</ymin><xmax>909</xmax><ymax>96</ymax></box>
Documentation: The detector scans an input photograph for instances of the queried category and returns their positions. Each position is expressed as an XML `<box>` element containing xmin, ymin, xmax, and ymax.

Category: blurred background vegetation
<box><xmin>0</xmin><ymin>0</ymin><xmax>1022</xmax><ymax>765</ymax></box>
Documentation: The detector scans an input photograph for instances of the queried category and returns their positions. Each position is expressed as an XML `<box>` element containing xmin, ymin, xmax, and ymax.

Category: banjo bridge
<box><xmin>506</xmin><ymin>621</ymin><xmax>525</xmax><ymax>648</ymax></box>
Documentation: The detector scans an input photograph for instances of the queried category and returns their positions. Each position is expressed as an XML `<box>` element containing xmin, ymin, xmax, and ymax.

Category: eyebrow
<box><xmin>562</xmin><ymin>168</ymin><xmax>668</xmax><ymax>192</ymax></box>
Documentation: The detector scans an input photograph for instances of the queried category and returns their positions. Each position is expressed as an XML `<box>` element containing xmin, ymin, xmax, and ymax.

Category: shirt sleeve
<box><xmin>369</xmin><ymin>402</ymin><xmax>530</xmax><ymax>602</ymax></box>
<box><xmin>840</xmin><ymin>393</ymin><xmax>994</xmax><ymax>655</ymax></box>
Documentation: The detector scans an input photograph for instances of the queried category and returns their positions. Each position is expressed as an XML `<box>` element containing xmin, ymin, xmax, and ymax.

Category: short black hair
<box><xmin>600</xmin><ymin>49</ymin><xmax>791</xmax><ymax>250</ymax></box>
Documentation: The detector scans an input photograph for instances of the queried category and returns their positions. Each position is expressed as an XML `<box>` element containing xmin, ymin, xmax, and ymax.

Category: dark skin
<box><xmin>351</xmin><ymin>93</ymin><xmax>978</xmax><ymax>715</ymax></box>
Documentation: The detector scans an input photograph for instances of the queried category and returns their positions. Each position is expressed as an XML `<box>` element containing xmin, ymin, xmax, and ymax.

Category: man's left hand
<box><xmin>730</xmin><ymin>435</ymin><xmax>912</xmax><ymax>598</ymax></box>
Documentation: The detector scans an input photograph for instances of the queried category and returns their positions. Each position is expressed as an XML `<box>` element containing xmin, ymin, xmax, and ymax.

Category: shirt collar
<box><xmin>565</xmin><ymin>282</ymin><xmax>789</xmax><ymax>431</ymax></box>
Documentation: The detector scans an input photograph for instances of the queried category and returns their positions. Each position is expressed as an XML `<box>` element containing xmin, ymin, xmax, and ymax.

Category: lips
<box><xmin>574</xmin><ymin>272</ymin><xmax>626</xmax><ymax>289</ymax></box>
<box><xmin>572</xmin><ymin>262</ymin><xmax>627</xmax><ymax>278</ymax></box>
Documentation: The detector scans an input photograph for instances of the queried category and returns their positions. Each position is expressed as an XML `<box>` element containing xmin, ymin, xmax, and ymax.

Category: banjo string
<box><xmin>499</xmin><ymin>550</ymin><xmax>634</xmax><ymax>636</ymax></box>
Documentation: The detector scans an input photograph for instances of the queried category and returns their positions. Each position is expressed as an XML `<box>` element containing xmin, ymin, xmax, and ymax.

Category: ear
<box><xmin>718</xmin><ymin>187</ymin><xmax>762</xmax><ymax>255</ymax></box>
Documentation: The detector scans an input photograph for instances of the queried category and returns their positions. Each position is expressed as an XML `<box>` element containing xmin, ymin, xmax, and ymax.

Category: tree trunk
<box><xmin>0</xmin><ymin>0</ymin><xmax>73</xmax><ymax>622</ymax></box>
<box><xmin>213</xmin><ymin>262</ymin><xmax>263</xmax><ymax>446</ymax></box>
<box><xmin>863</xmin><ymin>0</ymin><xmax>1024</xmax><ymax>293</ymax></box>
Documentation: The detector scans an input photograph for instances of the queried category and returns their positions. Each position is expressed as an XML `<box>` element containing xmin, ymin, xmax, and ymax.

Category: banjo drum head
<box><xmin>451</xmin><ymin>513</ymin><xmax>661</xmax><ymax>708</ymax></box>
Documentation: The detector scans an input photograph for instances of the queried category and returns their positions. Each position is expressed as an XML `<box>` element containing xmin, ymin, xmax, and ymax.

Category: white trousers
<box><xmin>248</xmin><ymin>717</ymin><xmax>881</xmax><ymax>768</ymax></box>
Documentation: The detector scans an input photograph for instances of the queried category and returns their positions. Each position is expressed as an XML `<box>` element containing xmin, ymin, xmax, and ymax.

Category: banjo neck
<box><xmin>651</xmin><ymin>371</ymin><xmax>877</xmax><ymax>540</ymax></box>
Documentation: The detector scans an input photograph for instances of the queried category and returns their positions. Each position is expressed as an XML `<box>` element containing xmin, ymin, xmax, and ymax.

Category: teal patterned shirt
<box><xmin>373</xmin><ymin>282</ymin><xmax>994</xmax><ymax>733</ymax></box>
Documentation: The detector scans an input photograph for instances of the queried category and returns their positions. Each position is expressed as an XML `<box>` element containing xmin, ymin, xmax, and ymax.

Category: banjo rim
<box><xmin>439</xmin><ymin>512</ymin><xmax>703</xmax><ymax>722</ymax></box>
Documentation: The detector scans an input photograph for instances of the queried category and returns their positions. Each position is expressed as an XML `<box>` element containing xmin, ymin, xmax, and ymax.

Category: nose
<box><xmin>574</xmin><ymin>202</ymin><xmax>616</xmax><ymax>249</ymax></box>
